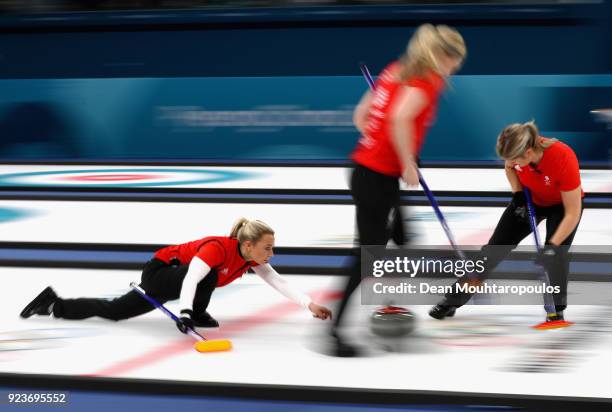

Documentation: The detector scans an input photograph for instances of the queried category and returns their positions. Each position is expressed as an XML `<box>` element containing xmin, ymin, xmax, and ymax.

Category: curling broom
<box><xmin>523</xmin><ymin>189</ymin><xmax>573</xmax><ymax>330</ymax></box>
<box><xmin>130</xmin><ymin>282</ymin><xmax>232</xmax><ymax>352</ymax></box>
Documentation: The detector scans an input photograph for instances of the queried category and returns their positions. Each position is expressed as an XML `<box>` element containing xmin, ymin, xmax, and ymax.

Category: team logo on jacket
<box><xmin>513</xmin><ymin>164</ymin><xmax>522</xmax><ymax>172</ymax></box>
<box><xmin>220</xmin><ymin>268</ymin><xmax>229</xmax><ymax>275</ymax></box>
<box><xmin>544</xmin><ymin>176</ymin><xmax>551</xmax><ymax>186</ymax></box>
<box><xmin>358</xmin><ymin>135</ymin><xmax>375</xmax><ymax>149</ymax></box>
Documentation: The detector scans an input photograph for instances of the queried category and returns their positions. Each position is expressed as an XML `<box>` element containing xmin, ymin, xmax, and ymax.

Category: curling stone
<box><xmin>370</xmin><ymin>305</ymin><xmax>416</xmax><ymax>338</ymax></box>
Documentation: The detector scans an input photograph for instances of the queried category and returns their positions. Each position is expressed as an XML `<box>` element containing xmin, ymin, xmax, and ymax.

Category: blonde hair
<box><xmin>399</xmin><ymin>24</ymin><xmax>467</xmax><ymax>81</ymax></box>
<box><xmin>229</xmin><ymin>218</ymin><xmax>274</xmax><ymax>244</ymax></box>
<box><xmin>496</xmin><ymin>120</ymin><xmax>557</xmax><ymax>160</ymax></box>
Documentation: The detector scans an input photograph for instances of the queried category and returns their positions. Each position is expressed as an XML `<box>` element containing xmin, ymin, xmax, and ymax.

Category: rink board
<box><xmin>0</xmin><ymin>201</ymin><xmax>610</xmax><ymax>248</ymax></box>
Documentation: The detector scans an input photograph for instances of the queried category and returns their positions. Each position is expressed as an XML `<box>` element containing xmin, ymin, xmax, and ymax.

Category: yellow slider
<box><xmin>194</xmin><ymin>339</ymin><xmax>233</xmax><ymax>353</ymax></box>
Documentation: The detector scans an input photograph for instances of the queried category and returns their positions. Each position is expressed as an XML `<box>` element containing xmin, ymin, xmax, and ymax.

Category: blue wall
<box><xmin>0</xmin><ymin>2</ymin><xmax>610</xmax><ymax>164</ymax></box>
<box><xmin>0</xmin><ymin>75</ymin><xmax>609</xmax><ymax>163</ymax></box>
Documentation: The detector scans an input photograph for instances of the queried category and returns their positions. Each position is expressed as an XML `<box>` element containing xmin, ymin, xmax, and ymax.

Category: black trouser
<box><xmin>444</xmin><ymin>200</ymin><xmax>583</xmax><ymax>312</ymax></box>
<box><xmin>53</xmin><ymin>258</ymin><xmax>218</xmax><ymax>321</ymax></box>
<box><xmin>333</xmin><ymin>164</ymin><xmax>402</xmax><ymax>329</ymax></box>
<box><xmin>390</xmin><ymin>201</ymin><xmax>406</xmax><ymax>246</ymax></box>
<box><xmin>389</xmin><ymin>157</ymin><xmax>424</xmax><ymax>247</ymax></box>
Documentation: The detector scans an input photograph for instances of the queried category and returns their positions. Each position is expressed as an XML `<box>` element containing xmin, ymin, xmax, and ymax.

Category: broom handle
<box><xmin>129</xmin><ymin>282</ymin><xmax>206</xmax><ymax>342</ymax></box>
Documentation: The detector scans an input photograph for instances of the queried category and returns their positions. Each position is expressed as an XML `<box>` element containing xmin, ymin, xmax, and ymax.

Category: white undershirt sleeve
<box><xmin>252</xmin><ymin>264</ymin><xmax>312</xmax><ymax>309</ymax></box>
<box><xmin>179</xmin><ymin>256</ymin><xmax>212</xmax><ymax>312</ymax></box>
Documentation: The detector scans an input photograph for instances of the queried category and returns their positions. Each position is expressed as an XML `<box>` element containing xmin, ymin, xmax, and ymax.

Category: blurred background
<box><xmin>0</xmin><ymin>0</ymin><xmax>609</xmax><ymax>164</ymax></box>
<box><xmin>0</xmin><ymin>1</ymin><xmax>611</xmax><ymax>412</ymax></box>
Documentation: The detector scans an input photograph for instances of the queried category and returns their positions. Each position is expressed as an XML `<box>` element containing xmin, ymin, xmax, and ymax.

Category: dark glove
<box><xmin>176</xmin><ymin>309</ymin><xmax>195</xmax><ymax>334</ymax></box>
<box><xmin>510</xmin><ymin>191</ymin><xmax>528</xmax><ymax>219</ymax></box>
<box><xmin>535</xmin><ymin>243</ymin><xmax>560</xmax><ymax>268</ymax></box>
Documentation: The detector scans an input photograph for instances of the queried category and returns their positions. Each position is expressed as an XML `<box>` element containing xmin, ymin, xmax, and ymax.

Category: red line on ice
<box><xmin>87</xmin><ymin>289</ymin><xmax>341</xmax><ymax>377</ymax></box>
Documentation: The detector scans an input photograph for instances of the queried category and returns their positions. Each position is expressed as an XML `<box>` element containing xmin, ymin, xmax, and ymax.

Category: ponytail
<box><xmin>229</xmin><ymin>218</ymin><xmax>274</xmax><ymax>243</ymax></box>
<box><xmin>399</xmin><ymin>24</ymin><xmax>466</xmax><ymax>81</ymax></box>
<box><xmin>496</xmin><ymin>120</ymin><xmax>557</xmax><ymax>160</ymax></box>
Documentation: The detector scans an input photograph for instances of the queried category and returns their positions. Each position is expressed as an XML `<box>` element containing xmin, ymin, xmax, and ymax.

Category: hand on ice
<box><xmin>308</xmin><ymin>302</ymin><xmax>332</xmax><ymax>320</ymax></box>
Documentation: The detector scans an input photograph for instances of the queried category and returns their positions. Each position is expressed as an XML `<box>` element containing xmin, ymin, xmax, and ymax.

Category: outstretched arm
<box><xmin>252</xmin><ymin>264</ymin><xmax>332</xmax><ymax>320</ymax></box>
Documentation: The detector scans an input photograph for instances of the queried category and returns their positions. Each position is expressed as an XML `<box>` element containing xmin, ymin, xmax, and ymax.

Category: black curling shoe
<box><xmin>545</xmin><ymin>311</ymin><xmax>564</xmax><ymax>322</ymax></box>
<box><xmin>429</xmin><ymin>304</ymin><xmax>457</xmax><ymax>320</ymax></box>
<box><xmin>192</xmin><ymin>311</ymin><xmax>220</xmax><ymax>328</ymax></box>
<box><xmin>20</xmin><ymin>287</ymin><xmax>58</xmax><ymax>318</ymax></box>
